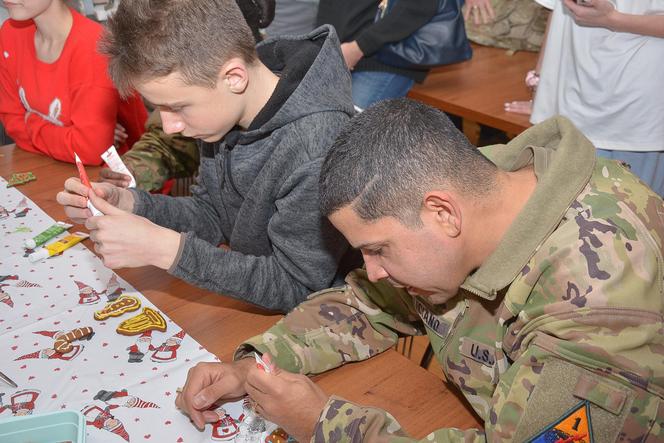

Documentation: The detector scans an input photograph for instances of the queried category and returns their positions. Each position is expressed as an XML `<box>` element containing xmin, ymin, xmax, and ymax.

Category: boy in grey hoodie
<box><xmin>56</xmin><ymin>0</ymin><xmax>358</xmax><ymax>312</ymax></box>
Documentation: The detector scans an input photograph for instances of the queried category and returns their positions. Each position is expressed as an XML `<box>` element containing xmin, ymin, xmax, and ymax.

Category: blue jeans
<box><xmin>351</xmin><ymin>70</ymin><xmax>415</xmax><ymax>110</ymax></box>
<box><xmin>596</xmin><ymin>149</ymin><xmax>664</xmax><ymax>197</ymax></box>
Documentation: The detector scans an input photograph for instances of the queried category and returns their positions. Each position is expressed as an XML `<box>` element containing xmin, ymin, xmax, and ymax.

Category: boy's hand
<box><xmin>175</xmin><ymin>359</ymin><xmax>254</xmax><ymax>430</ymax></box>
<box><xmin>341</xmin><ymin>41</ymin><xmax>364</xmax><ymax>70</ymax></box>
<box><xmin>245</xmin><ymin>354</ymin><xmax>328</xmax><ymax>442</ymax></box>
<box><xmin>99</xmin><ymin>168</ymin><xmax>133</xmax><ymax>188</ymax></box>
<box><xmin>84</xmin><ymin>190</ymin><xmax>180</xmax><ymax>269</ymax></box>
<box><xmin>56</xmin><ymin>178</ymin><xmax>133</xmax><ymax>224</ymax></box>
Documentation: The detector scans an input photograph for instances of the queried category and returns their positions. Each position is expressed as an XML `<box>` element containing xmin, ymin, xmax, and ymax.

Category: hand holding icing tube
<box><xmin>28</xmin><ymin>231</ymin><xmax>89</xmax><ymax>262</ymax></box>
<box><xmin>254</xmin><ymin>352</ymin><xmax>275</xmax><ymax>374</ymax></box>
<box><xmin>101</xmin><ymin>145</ymin><xmax>136</xmax><ymax>188</ymax></box>
<box><xmin>74</xmin><ymin>152</ymin><xmax>103</xmax><ymax>216</ymax></box>
<box><xmin>24</xmin><ymin>221</ymin><xmax>73</xmax><ymax>249</ymax></box>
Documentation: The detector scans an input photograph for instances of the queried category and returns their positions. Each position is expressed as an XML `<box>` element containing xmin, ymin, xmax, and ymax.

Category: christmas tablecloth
<box><xmin>0</xmin><ymin>179</ymin><xmax>279</xmax><ymax>442</ymax></box>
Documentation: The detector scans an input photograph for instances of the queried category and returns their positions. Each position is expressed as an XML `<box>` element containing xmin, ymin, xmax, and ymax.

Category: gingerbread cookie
<box><xmin>116</xmin><ymin>307</ymin><xmax>167</xmax><ymax>336</ymax></box>
<box><xmin>265</xmin><ymin>428</ymin><xmax>294</xmax><ymax>443</ymax></box>
<box><xmin>53</xmin><ymin>326</ymin><xmax>95</xmax><ymax>353</ymax></box>
<box><xmin>94</xmin><ymin>295</ymin><xmax>141</xmax><ymax>320</ymax></box>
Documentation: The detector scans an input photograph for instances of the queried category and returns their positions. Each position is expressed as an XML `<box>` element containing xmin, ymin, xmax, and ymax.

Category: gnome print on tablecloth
<box><xmin>0</xmin><ymin>286</ymin><xmax>13</xmax><ymax>308</ymax></box>
<box><xmin>13</xmin><ymin>207</ymin><xmax>31</xmax><ymax>218</ymax></box>
<box><xmin>0</xmin><ymin>276</ymin><xmax>18</xmax><ymax>308</ymax></box>
<box><xmin>210</xmin><ymin>407</ymin><xmax>242</xmax><ymax>441</ymax></box>
<box><xmin>0</xmin><ymin>204</ymin><xmax>9</xmax><ymax>219</ymax></box>
<box><xmin>15</xmin><ymin>328</ymin><xmax>94</xmax><ymax>361</ymax></box>
<box><xmin>82</xmin><ymin>404</ymin><xmax>130</xmax><ymax>442</ymax></box>
<box><xmin>75</xmin><ymin>280</ymin><xmax>102</xmax><ymax>305</ymax></box>
<box><xmin>126</xmin><ymin>330</ymin><xmax>152</xmax><ymax>363</ymax></box>
<box><xmin>150</xmin><ymin>330</ymin><xmax>185</xmax><ymax>363</ymax></box>
<box><xmin>15</xmin><ymin>345</ymin><xmax>83</xmax><ymax>361</ymax></box>
<box><xmin>94</xmin><ymin>389</ymin><xmax>160</xmax><ymax>409</ymax></box>
<box><xmin>0</xmin><ymin>390</ymin><xmax>40</xmax><ymax>416</ymax></box>
<box><xmin>13</xmin><ymin>197</ymin><xmax>31</xmax><ymax>218</ymax></box>
<box><xmin>104</xmin><ymin>274</ymin><xmax>126</xmax><ymax>302</ymax></box>
<box><xmin>0</xmin><ymin>274</ymin><xmax>41</xmax><ymax>308</ymax></box>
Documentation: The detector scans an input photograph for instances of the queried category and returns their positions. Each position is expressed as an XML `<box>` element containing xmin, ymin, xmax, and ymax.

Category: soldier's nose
<box><xmin>366</xmin><ymin>264</ymin><xmax>389</xmax><ymax>283</ymax></box>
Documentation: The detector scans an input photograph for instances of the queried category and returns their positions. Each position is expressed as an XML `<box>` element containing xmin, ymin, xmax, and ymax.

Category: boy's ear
<box><xmin>220</xmin><ymin>58</ymin><xmax>249</xmax><ymax>94</ymax></box>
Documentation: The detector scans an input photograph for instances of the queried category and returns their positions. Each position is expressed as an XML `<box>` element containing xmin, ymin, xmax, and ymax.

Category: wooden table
<box><xmin>408</xmin><ymin>43</ymin><xmax>536</xmax><ymax>144</ymax></box>
<box><xmin>0</xmin><ymin>145</ymin><xmax>482</xmax><ymax>437</ymax></box>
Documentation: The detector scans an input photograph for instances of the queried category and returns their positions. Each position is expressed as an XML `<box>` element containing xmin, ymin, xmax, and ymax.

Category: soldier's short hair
<box><xmin>319</xmin><ymin>98</ymin><xmax>498</xmax><ymax>227</ymax></box>
<box><xmin>101</xmin><ymin>0</ymin><xmax>257</xmax><ymax>97</ymax></box>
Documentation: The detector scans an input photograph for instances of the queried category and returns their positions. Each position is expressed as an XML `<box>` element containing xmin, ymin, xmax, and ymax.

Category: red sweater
<box><xmin>0</xmin><ymin>9</ymin><xmax>147</xmax><ymax>165</ymax></box>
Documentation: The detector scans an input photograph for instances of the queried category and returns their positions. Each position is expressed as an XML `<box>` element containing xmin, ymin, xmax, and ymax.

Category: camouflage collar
<box><xmin>461</xmin><ymin>116</ymin><xmax>596</xmax><ymax>300</ymax></box>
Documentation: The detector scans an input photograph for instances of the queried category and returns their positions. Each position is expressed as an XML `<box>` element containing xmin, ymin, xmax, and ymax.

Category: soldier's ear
<box><xmin>422</xmin><ymin>191</ymin><xmax>461</xmax><ymax>238</ymax></box>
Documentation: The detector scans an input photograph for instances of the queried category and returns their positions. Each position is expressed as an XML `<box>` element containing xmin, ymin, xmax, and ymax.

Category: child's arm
<box><xmin>0</xmin><ymin>37</ymin><xmax>35</xmax><ymax>149</ymax></box>
<box><xmin>21</xmin><ymin>83</ymin><xmax>121</xmax><ymax>165</ymax></box>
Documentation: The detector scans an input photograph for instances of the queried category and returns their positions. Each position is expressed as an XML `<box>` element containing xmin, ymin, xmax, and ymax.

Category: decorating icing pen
<box><xmin>101</xmin><ymin>145</ymin><xmax>136</xmax><ymax>188</ymax></box>
<box><xmin>28</xmin><ymin>231</ymin><xmax>89</xmax><ymax>262</ymax></box>
<box><xmin>74</xmin><ymin>152</ymin><xmax>103</xmax><ymax>216</ymax></box>
<box><xmin>24</xmin><ymin>221</ymin><xmax>73</xmax><ymax>249</ymax></box>
<box><xmin>254</xmin><ymin>352</ymin><xmax>273</xmax><ymax>374</ymax></box>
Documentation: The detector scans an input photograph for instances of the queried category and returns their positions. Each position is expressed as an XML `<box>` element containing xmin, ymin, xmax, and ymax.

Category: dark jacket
<box><xmin>317</xmin><ymin>0</ymin><xmax>439</xmax><ymax>82</ymax></box>
<box><xmin>131</xmin><ymin>26</ymin><xmax>358</xmax><ymax>312</ymax></box>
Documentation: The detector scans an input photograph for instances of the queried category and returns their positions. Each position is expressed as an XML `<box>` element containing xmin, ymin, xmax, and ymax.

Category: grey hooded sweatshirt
<box><xmin>130</xmin><ymin>26</ymin><xmax>358</xmax><ymax>312</ymax></box>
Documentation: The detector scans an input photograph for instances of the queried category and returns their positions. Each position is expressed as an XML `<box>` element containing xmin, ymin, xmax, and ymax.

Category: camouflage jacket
<box><xmin>122</xmin><ymin>110</ymin><xmax>199</xmax><ymax>192</ymax></box>
<box><xmin>236</xmin><ymin>117</ymin><xmax>664</xmax><ymax>442</ymax></box>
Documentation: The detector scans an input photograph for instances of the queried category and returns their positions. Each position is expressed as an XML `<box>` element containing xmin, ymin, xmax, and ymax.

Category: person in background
<box><xmin>175</xmin><ymin>98</ymin><xmax>664</xmax><ymax>442</ymax></box>
<box><xmin>265</xmin><ymin>0</ymin><xmax>319</xmax><ymax>37</ymax></box>
<box><xmin>0</xmin><ymin>0</ymin><xmax>147</xmax><ymax>165</ymax></box>
<box><xmin>99</xmin><ymin>0</ymin><xmax>276</xmax><ymax>192</ymax></box>
<box><xmin>317</xmin><ymin>0</ymin><xmax>438</xmax><ymax>110</ymax></box>
<box><xmin>57</xmin><ymin>0</ymin><xmax>359</xmax><ymax>312</ymax></box>
<box><xmin>464</xmin><ymin>0</ymin><xmax>549</xmax><ymax>52</ymax></box>
<box><xmin>505</xmin><ymin>0</ymin><xmax>664</xmax><ymax>196</ymax></box>
<box><xmin>0</xmin><ymin>5</ymin><xmax>9</xmax><ymax>24</ymax></box>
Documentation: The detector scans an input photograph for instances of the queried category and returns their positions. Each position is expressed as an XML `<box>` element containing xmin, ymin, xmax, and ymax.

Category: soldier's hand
<box><xmin>99</xmin><ymin>168</ymin><xmax>133</xmax><ymax>188</ymax></box>
<box><xmin>56</xmin><ymin>178</ymin><xmax>133</xmax><ymax>224</ymax></box>
<box><xmin>245</xmin><ymin>354</ymin><xmax>328</xmax><ymax>442</ymax></box>
<box><xmin>175</xmin><ymin>359</ymin><xmax>253</xmax><ymax>430</ymax></box>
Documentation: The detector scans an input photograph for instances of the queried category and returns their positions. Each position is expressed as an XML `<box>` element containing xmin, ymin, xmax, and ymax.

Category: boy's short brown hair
<box><xmin>101</xmin><ymin>0</ymin><xmax>257</xmax><ymax>97</ymax></box>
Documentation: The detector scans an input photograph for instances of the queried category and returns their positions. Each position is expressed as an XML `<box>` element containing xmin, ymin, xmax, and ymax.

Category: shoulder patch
<box><xmin>527</xmin><ymin>401</ymin><xmax>593</xmax><ymax>443</ymax></box>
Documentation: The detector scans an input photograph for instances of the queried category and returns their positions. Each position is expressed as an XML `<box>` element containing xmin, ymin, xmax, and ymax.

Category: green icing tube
<box><xmin>24</xmin><ymin>221</ymin><xmax>73</xmax><ymax>249</ymax></box>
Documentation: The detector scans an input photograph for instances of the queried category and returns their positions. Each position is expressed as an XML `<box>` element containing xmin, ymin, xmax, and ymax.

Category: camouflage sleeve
<box><xmin>234</xmin><ymin>269</ymin><xmax>424</xmax><ymax>374</ymax></box>
<box><xmin>314</xmin><ymin>396</ymin><xmax>485</xmax><ymax>442</ymax></box>
<box><xmin>234</xmin><ymin>271</ymin><xmax>486</xmax><ymax>441</ymax></box>
<box><xmin>122</xmin><ymin>110</ymin><xmax>199</xmax><ymax>192</ymax></box>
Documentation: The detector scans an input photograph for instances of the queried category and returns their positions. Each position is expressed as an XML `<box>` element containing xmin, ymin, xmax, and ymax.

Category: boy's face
<box><xmin>329</xmin><ymin>205</ymin><xmax>469</xmax><ymax>305</ymax></box>
<box><xmin>136</xmin><ymin>72</ymin><xmax>243</xmax><ymax>143</ymax></box>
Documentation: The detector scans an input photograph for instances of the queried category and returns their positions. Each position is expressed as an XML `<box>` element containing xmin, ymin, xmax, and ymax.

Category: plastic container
<box><xmin>0</xmin><ymin>410</ymin><xmax>86</xmax><ymax>443</ymax></box>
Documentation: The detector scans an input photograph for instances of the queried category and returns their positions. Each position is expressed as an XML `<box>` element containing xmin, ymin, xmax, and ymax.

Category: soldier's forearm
<box><xmin>313</xmin><ymin>396</ymin><xmax>486</xmax><ymax>442</ymax></box>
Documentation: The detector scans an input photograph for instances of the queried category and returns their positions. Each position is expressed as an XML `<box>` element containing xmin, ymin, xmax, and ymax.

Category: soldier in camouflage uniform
<box><xmin>175</xmin><ymin>99</ymin><xmax>664</xmax><ymax>442</ymax></box>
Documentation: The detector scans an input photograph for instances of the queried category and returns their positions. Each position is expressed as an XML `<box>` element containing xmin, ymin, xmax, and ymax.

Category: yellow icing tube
<box><xmin>28</xmin><ymin>231</ymin><xmax>90</xmax><ymax>263</ymax></box>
